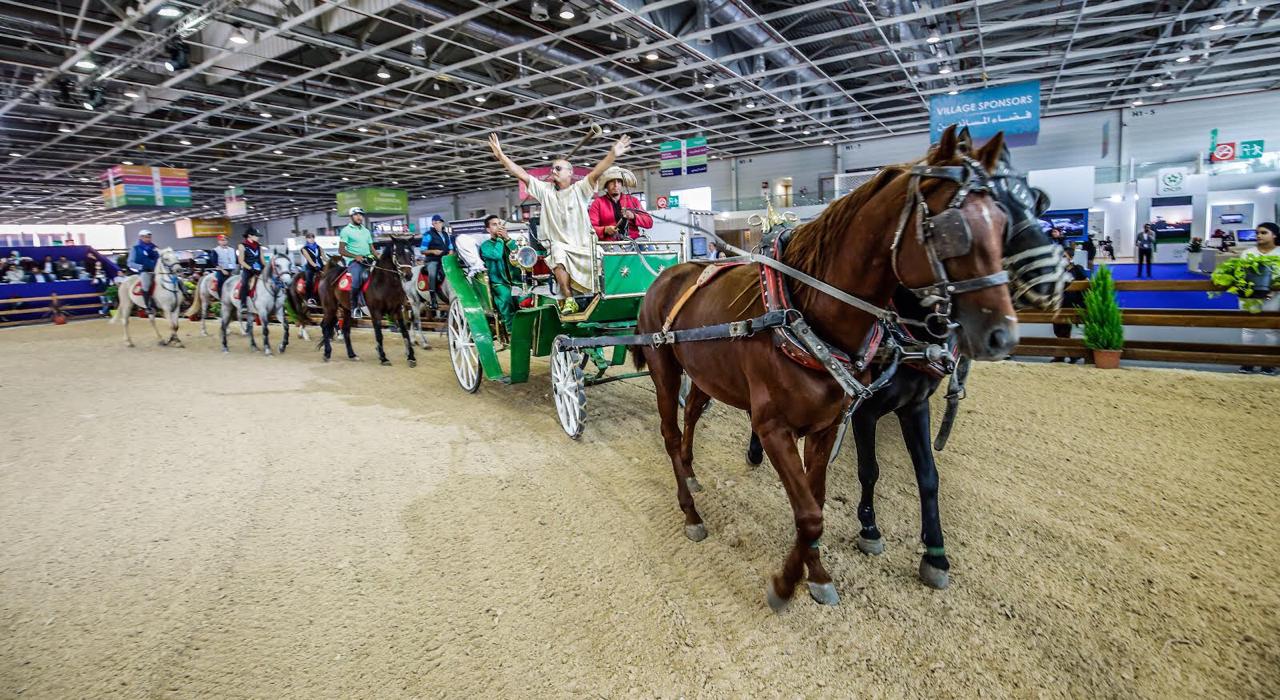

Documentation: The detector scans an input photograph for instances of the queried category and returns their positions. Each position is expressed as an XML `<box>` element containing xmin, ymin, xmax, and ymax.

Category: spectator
<box><xmin>27</xmin><ymin>266</ymin><xmax>52</xmax><ymax>283</ymax></box>
<box><xmin>1101</xmin><ymin>234</ymin><xmax>1117</xmax><ymax>260</ymax></box>
<box><xmin>54</xmin><ymin>256</ymin><xmax>78</xmax><ymax>280</ymax></box>
<box><xmin>1135</xmin><ymin>224</ymin><xmax>1156</xmax><ymax>278</ymax></box>
<box><xmin>1238</xmin><ymin>221</ymin><xmax>1279</xmax><ymax>375</ymax></box>
<box><xmin>418</xmin><ymin>216</ymin><xmax>450</xmax><ymax>318</ymax></box>
<box><xmin>1051</xmin><ymin>249</ymin><xmax>1090</xmax><ymax>364</ymax></box>
<box><xmin>41</xmin><ymin>255</ymin><xmax>54</xmax><ymax>274</ymax></box>
<box><xmin>1082</xmin><ymin>234</ymin><xmax>1098</xmax><ymax>271</ymax></box>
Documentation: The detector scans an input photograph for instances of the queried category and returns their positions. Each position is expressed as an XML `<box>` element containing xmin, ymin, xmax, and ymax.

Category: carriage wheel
<box><xmin>551</xmin><ymin>338</ymin><xmax>587</xmax><ymax>440</ymax></box>
<box><xmin>447</xmin><ymin>303</ymin><xmax>482</xmax><ymax>393</ymax></box>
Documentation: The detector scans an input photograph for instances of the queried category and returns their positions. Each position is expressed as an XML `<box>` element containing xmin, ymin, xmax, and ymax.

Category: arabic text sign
<box><xmin>929</xmin><ymin>80</ymin><xmax>1041</xmax><ymax>147</ymax></box>
<box><xmin>659</xmin><ymin>140</ymin><xmax>683</xmax><ymax>178</ymax></box>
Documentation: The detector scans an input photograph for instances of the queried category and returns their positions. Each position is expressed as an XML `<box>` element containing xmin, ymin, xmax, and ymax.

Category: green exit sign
<box><xmin>1239</xmin><ymin>140</ymin><xmax>1265</xmax><ymax>159</ymax></box>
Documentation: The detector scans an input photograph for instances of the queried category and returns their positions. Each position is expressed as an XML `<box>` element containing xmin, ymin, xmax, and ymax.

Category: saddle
<box><xmin>337</xmin><ymin>271</ymin><xmax>372</xmax><ymax>294</ymax></box>
<box><xmin>416</xmin><ymin>268</ymin><xmax>432</xmax><ymax>291</ymax></box>
<box><xmin>232</xmin><ymin>279</ymin><xmax>258</xmax><ymax>299</ymax></box>
<box><xmin>208</xmin><ymin>277</ymin><xmax>220</xmax><ymax>294</ymax></box>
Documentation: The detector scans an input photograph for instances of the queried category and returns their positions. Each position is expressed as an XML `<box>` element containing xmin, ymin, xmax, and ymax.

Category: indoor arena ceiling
<box><xmin>1</xmin><ymin>0</ymin><xmax>1278</xmax><ymax>225</ymax></box>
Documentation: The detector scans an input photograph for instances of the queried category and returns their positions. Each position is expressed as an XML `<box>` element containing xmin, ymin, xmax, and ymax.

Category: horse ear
<box><xmin>957</xmin><ymin>126</ymin><xmax>974</xmax><ymax>155</ymax></box>
<box><xmin>934</xmin><ymin>124</ymin><xmax>958</xmax><ymax>161</ymax></box>
<box><xmin>979</xmin><ymin>131</ymin><xmax>1006</xmax><ymax>170</ymax></box>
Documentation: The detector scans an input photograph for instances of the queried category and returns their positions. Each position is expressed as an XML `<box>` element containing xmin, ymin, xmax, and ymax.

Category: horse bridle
<box><xmin>891</xmin><ymin>155</ymin><xmax>1012</xmax><ymax>337</ymax></box>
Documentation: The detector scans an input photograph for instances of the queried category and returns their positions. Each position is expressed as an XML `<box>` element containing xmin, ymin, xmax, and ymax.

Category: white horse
<box><xmin>182</xmin><ymin>271</ymin><xmax>243</xmax><ymax>336</ymax></box>
<box><xmin>219</xmin><ymin>256</ymin><xmax>293</xmax><ymax>355</ymax></box>
<box><xmin>112</xmin><ymin>247</ymin><xmax>185</xmax><ymax>347</ymax></box>
<box><xmin>400</xmin><ymin>263</ymin><xmax>446</xmax><ymax>348</ymax></box>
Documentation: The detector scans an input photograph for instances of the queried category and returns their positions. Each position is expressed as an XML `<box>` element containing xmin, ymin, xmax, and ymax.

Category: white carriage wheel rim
<box><xmin>551</xmin><ymin>346</ymin><xmax>583</xmax><ymax>437</ymax></box>
<box><xmin>448</xmin><ymin>305</ymin><xmax>480</xmax><ymax>390</ymax></box>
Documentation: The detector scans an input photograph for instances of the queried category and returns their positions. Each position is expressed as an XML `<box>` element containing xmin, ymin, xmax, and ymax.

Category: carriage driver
<box><xmin>589</xmin><ymin>166</ymin><xmax>652</xmax><ymax>241</ymax></box>
<box><xmin>127</xmin><ymin>229</ymin><xmax>159</xmax><ymax>312</ymax></box>
<box><xmin>339</xmin><ymin>206</ymin><xmax>375</xmax><ymax>317</ymax></box>
<box><xmin>478</xmin><ymin>214</ymin><xmax>520</xmax><ymax>330</ymax></box>
<box><xmin>236</xmin><ymin>227</ymin><xmax>263</xmax><ymax>316</ymax></box>
<box><xmin>488</xmin><ymin>132</ymin><xmax>631</xmax><ymax>314</ymax></box>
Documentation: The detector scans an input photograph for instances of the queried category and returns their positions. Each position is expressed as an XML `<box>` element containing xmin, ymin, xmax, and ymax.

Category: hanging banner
<box><xmin>175</xmin><ymin>217</ymin><xmax>232</xmax><ymax>238</ymax></box>
<box><xmin>929</xmin><ymin>80</ymin><xmax>1041</xmax><ymax>147</ymax></box>
<box><xmin>225</xmin><ymin>186</ymin><xmax>246</xmax><ymax>217</ymax></box>
<box><xmin>100</xmin><ymin>165</ymin><xmax>191</xmax><ymax>209</ymax></box>
<box><xmin>684</xmin><ymin>136</ymin><xmax>708</xmax><ymax>175</ymax></box>
<box><xmin>659</xmin><ymin>140</ymin><xmax>683</xmax><ymax>177</ymax></box>
<box><xmin>336</xmin><ymin>187</ymin><xmax>408</xmax><ymax>215</ymax></box>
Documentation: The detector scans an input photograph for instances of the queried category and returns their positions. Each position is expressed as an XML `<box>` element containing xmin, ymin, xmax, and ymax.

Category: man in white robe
<box><xmin>488</xmin><ymin>132</ymin><xmax>631</xmax><ymax>313</ymax></box>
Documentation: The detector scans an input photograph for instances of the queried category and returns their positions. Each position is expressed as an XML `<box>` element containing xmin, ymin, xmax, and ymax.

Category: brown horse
<box><xmin>635</xmin><ymin>127</ymin><xmax>1016</xmax><ymax>610</ymax></box>
<box><xmin>316</xmin><ymin>235</ymin><xmax>417</xmax><ymax>367</ymax></box>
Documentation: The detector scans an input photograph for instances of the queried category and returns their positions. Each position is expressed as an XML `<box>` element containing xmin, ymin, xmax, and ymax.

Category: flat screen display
<box><xmin>1237</xmin><ymin>228</ymin><xmax>1258</xmax><ymax>242</ymax></box>
<box><xmin>690</xmin><ymin>236</ymin><xmax>709</xmax><ymax>257</ymax></box>
<box><xmin>1038</xmin><ymin>209</ymin><xmax>1089</xmax><ymax>240</ymax></box>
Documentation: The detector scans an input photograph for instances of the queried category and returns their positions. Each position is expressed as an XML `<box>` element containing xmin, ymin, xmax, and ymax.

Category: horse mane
<box><xmin>781</xmin><ymin>165</ymin><xmax>907</xmax><ymax>275</ymax></box>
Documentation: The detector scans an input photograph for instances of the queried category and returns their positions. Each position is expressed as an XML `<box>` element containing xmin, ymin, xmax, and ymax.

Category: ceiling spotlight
<box><xmin>775</xmin><ymin>116</ymin><xmax>786</xmax><ymax>123</ymax></box>
<box><xmin>938</xmin><ymin>62</ymin><xmax>952</xmax><ymax>75</ymax></box>
<box><xmin>1209</xmin><ymin>17</ymin><xmax>1227</xmax><ymax>30</ymax></box>
<box><xmin>209</xmin><ymin>167</ymin><xmax>219</xmax><ymax>171</ymax></box>
<box><xmin>1132</xmin><ymin>99</ymin><xmax>1144</xmax><ymax>106</ymax></box>
<box><xmin>1258</xmin><ymin>185</ymin><xmax>1273</xmax><ymax>193</ymax></box>
<box><xmin>822</xmin><ymin>139</ymin><xmax>832</xmax><ymax>145</ymax></box>
<box><xmin>558</xmin><ymin>2</ymin><xmax>575</xmax><ymax>20</ymax></box>
<box><xmin>433</xmin><ymin>138</ymin><xmax>442</xmax><ymax>143</ymax></box>
<box><xmin>58</xmin><ymin>124</ymin><xmax>73</xmax><ymax>133</ymax></box>
<box><xmin>531</xmin><ymin>0</ymin><xmax>549</xmax><ymax>21</ymax></box>
<box><xmin>259</xmin><ymin>110</ymin><xmax>272</xmax><ymax>118</ymax></box>
<box><xmin>546</xmin><ymin>112</ymin><xmax>558</xmax><ymax>120</ymax></box>
<box><xmin>1175</xmin><ymin>54</ymin><xmax>1191</xmax><ymax>63</ymax></box>
<box><xmin>272</xmin><ymin>149</ymin><xmax>283</xmax><ymax>154</ymax></box>
<box><xmin>802</xmin><ymin>128</ymin><xmax>811</xmax><ymax>135</ymax></box>
<box><xmin>348</xmin><ymin>156</ymin><xmax>356</xmax><ymax>162</ymax></box>
<box><xmin>1150</xmin><ymin>80</ymin><xmax>1165</xmax><ymax>88</ymax></box>
<box><xmin>926</xmin><ymin>29</ymin><xmax>942</xmax><ymax>44</ymax></box>
<box><xmin>157</xmin><ymin>5</ymin><xmax>182</xmax><ymax>18</ymax></box>
<box><xmin>122</xmin><ymin>160</ymin><xmax>134</xmax><ymax>165</ymax></box>
<box><xmin>645</xmin><ymin>138</ymin><xmax>652</xmax><ymax>143</ymax></box>
<box><xmin>410</xmin><ymin>163</ymin><xmax>419</xmax><ymax>168</ymax></box>
<box><xmin>947</xmin><ymin>88</ymin><xmax>959</xmax><ymax>95</ymax></box>
<box><xmin>376</xmin><ymin>63</ymin><xmax>391</xmax><ymax>80</ymax></box>
<box><xmin>703</xmin><ymin>80</ymin><xmax>715</xmax><ymax>90</ymax></box>
<box><xmin>164</xmin><ymin>40</ymin><xmax>189</xmax><ymax>72</ymax></box>
<box><xmin>744</xmin><ymin>98</ymin><xmax>756</xmax><ymax>109</ymax></box>
<box><xmin>7</xmin><ymin>152</ymin><xmax>20</xmax><ymax>158</ymax></box>
<box><xmin>602</xmin><ymin>126</ymin><xmax>612</xmax><ymax>134</ymax></box>
<box><xmin>81</xmin><ymin>85</ymin><xmax>105</xmax><ymax>111</ymax></box>
<box><xmin>474</xmin><ymin>93</ymin><xmax>487</xmax><ymax>103</ymax></box>
<box><xmin>357</xmin><ymin>126</ymin><xmax>368</xmax><ymax>133</ymax></box>
<box><xmin>228</xmin><ymin>24</ymin><xmax>250</xmax><ymax>45</ymax></box>
<box><xmin>79</xmin><ymin>177</ymin><xmax>89</xmax><ymax>182</ymax></box>
<box><xmin>74</xmin><ymin>56</ymin><xmax>97</xmax><ymax>71</ymax></box>
<box><xmin>178</xmin><ymin>137</ymin><xmax>192</xmax><ymax>145</ymax></box>
<box><xmin>645</xmin><ymin>50</ymin><xmax>659</xmax><ymax>61</ymax></box>
<box><xmin>341</xmin><ymin>176</ymin><xmax>350</xmax><ymax>181</ymax></box>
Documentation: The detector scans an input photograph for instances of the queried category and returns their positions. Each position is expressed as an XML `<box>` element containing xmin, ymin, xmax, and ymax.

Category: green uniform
<box><xmin>339</xmin><ymin>223</ymin><xmax>373</xmax><ymax>261</ymax></box>
<box><xmin>479</xmin><ymin>237</ymin><xmax>520</xmax><ymax>329</ymax></box>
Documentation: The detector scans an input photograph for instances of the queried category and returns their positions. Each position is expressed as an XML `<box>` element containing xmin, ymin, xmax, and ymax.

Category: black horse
<box><xmin>316</xmin><ymin>235</ymin><xmax>417</xmax><ymax>366</ymax></box>
<box><xmin>742</xmin><ymin>143</ymin><xmax>1065</xmax><ymax>589</ymax></box>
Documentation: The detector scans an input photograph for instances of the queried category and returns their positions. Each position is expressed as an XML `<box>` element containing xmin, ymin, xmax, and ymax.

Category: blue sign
<box><xmin>929</xmin><ymin>80</ymin><xmax>1041</xmax><ymax>147</ymax></box>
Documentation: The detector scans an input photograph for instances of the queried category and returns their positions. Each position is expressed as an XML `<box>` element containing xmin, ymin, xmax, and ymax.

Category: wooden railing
<box><xmin>0</xmin><ymin>291</ymin><xmax>102</xmax><ymax>327</ymax></box>
<box><xmin>1014</xmin><ymin>279</ymin><xmax>1279</xmax><ymax>367</ymax></box>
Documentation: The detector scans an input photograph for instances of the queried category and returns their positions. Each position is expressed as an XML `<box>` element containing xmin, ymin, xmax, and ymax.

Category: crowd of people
<box><xmin>1</xmin><ymin>251</ymin><xmax>112</xmax><ymax>285</ymax></box>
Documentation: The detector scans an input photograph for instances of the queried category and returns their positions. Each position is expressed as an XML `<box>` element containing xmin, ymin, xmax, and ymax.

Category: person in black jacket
<box><xmin>1082</xmin><ymin>234</ymin><xmax>1098</xmax><ymax>271</ymax></box>
<box><xmin>1052</xmin><ymin>249</ymin><xmax>1091</xmax><ymax>364</ymax></box>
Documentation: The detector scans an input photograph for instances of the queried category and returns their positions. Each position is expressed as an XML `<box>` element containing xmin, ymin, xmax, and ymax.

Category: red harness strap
<box><xmin>756</xmin><ymin>233</ymin><xmax>883</xmax><ymax>372</ymax></box>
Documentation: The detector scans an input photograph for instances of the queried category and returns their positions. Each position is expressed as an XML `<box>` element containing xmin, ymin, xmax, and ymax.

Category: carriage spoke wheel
<box><xmin>551</xmin><ymin>337</ymin><xmax>587</xmax><ymax>440</ymax></box>
<box><xmin>447</xmin><ymin>303</ymin><xmax>481</xmax><ymax>393</ymax></box>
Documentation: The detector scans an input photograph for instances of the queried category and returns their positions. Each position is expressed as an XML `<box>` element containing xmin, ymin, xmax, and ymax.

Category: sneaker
<box><xmin>559</xmin><ymin>297</ymin><xmax>579</xmax><ymax>314</ymax></box>
<box><xmin>1238</xmin><ymin>366</ymin><xmax>1258</xmax><ymax>374</ymax></box>
<box><xmin>1262</xmin><ymin>367</ymin><xmax>1278</xmax><ymax>376</ymax></box>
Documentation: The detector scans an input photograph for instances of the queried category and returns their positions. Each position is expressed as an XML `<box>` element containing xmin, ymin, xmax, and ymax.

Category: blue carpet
<box><xmin>1096</xmin><ymin>263</ymin><xmax>1235</xmax><ymax>310</ymax></box>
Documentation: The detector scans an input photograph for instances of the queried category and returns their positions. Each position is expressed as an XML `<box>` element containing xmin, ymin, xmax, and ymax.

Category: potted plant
<box><xmin>1210</xmin><ymin>255</ymin><xmax>1280</xmax><ymax>312</ymax></box>
<box><xmin>1080</xmin><ymin>264</ymin><xmax>1124</xmax><ymax>369</ymax></box>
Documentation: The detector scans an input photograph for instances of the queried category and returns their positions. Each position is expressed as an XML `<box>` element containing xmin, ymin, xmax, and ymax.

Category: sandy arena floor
<box><xmin>0</xmin><ymin>319</ymin><xmax>1277</xmax><ymax>698</ymax></box>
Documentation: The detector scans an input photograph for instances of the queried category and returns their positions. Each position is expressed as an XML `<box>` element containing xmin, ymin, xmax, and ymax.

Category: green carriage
<box><xmin>443</xmin><ymin>237</ymin><xmax>683</xmax><ymax>438</ymax></box>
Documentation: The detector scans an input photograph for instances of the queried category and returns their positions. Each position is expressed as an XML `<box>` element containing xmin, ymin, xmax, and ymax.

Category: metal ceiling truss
<box><xmin>1</xmin><ymin>0</ymin><xmax>1278</xmax><ymax>225</ymax></box>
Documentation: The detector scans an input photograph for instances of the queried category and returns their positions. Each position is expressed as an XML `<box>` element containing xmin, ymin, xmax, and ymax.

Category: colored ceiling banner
<box><xmin>225</xmin><ymin>186</ymin><xmax>246</xmax><ymax>217</ymax></box>
<box><xmin>336</xmin><ymin>187</ymin><xmax>409</xmax><ymax>215</ymax></box>
<box><xmin>684</xmin><ymin>136</ymin><xmax>708</xmax><ymax>175</ymax></box>
<box><xmin>659</xmin><ymin>140</ymin><xmax>683</xmax><ymax>177</ymax></box>
<box><xmin>101</xmin><ymin>165</ymin><xmax>192</xmax><ymax>209</ymax></box>
<box><xmin>929</xmin><ymin>80</ymin><xmax>1041</xmax><ymax>147</ymax></box>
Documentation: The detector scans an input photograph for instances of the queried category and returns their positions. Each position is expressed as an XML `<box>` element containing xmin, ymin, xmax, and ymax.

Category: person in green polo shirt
<box><xmin>338</xmin><ymin>206</ymin><xmax>374</xmax><ymax>315</ymax></box>
<box><xmin>478</xmin><ymin>214</ymin><xmax>520</xmax><ymax>330</ymax></box>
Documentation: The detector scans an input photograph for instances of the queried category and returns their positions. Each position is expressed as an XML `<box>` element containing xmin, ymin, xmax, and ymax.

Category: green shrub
<box><xmin>1210</xmin><ymin>255</ymin><xmax>1280</xmax><ymax>313</ymax></box>
<box><xmin>1080</xmin><ymin>265</ymin><xmax>1124</xmax><ymax>351</ymax></box>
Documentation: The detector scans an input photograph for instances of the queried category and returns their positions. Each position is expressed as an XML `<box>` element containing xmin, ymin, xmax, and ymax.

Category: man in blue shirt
<box><xmin>127</xmin><ymin>230</ymin><xmax>159</xmax><ymax>311</ymax></box>
<box><xmin>419</xmin><ymin>215</ymin><xmax>451</xmax><ymax>316</ymax></box>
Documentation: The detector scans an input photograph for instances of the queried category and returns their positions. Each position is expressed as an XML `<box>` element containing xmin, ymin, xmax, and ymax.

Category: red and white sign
<box><xmin>655</xmin><ymin>195</ymin><xmax>670</xmax><ymax>210</ymax></box>
<box><xmin>1211</xmin><ymin>142</ymin><xmax>1237</xmax><ymax>162</ymax></box>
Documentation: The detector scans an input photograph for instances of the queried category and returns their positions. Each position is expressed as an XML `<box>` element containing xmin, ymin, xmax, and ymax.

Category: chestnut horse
<box><xmin>635</xmin><ymin>127</ymin><xmax>1016</xmax><ymax>610</ymax></box>
<box><xmin>316</xmin><ymin>236</ymin><xmax>417</xmax><ymax>367</ymax></box>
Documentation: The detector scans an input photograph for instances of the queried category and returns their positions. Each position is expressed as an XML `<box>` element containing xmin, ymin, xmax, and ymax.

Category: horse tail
<box><xmin>180</xmin><ymin>284</ymin><xmax>202</xmax><ymax>319</ymax></box>
<box><xmin>631</xmin><ymin>347</ymin><xmax>647</xmax><ymax>371</ymax></box>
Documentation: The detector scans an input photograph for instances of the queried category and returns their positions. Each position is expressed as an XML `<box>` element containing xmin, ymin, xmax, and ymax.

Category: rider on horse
<box><xmin>339</xmin><ymin>207</ymin><xmax>374</xmax><ymax>318</ymax></box>
<box><xmin>236</xmin><ymin>228</ymin><xmax>263</xmax><ymax>317</ymax></box>
<box><xmin>212</xmin><ymin>234</ymin><xmax>236</xmax><ymax>292</ymax></box>
<box><xmin>478</xmin><ymin>214</ymin><xmax>520</xmax><ymax>330</ymax></box>
<box><xmin>127</xmin><ymin>229</ymin><xmax>159</xmax><ymax>312</ymax></box>
<box><xmin>300</xmin><ymin>231</ymin><xmax>325</xmax><ymax>301</ymax></box>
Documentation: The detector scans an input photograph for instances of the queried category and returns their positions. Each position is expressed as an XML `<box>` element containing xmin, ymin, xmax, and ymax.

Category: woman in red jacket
<box><xmin>589</xmin><ymin>166</ymin><xmax>653</xmax><ymax>240</ymax></box>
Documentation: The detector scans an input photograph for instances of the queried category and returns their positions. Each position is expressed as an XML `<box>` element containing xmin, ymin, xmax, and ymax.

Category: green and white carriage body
<box><xmin>443</xmin><ymin>236</ymin><xmax>683</xmax><ymax>438</ymax></box>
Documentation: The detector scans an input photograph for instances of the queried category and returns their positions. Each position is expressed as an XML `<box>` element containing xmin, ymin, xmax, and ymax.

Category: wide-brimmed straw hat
<box><xmin>596</xmin><ymin>166</ymin><xmax>637</xmax><ymax>193</ymax></box>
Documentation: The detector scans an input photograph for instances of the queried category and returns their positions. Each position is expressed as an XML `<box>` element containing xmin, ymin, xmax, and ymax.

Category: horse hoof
<box><xmin>408</xmin><ymin>359</ymin><xmax>417</xmax><ymax>368</ymax></box>
<box><xmin>200</xmin><ymin>331</ymin><xmax>209</xmax><ymax>337</ymax></box>
<box><xmin>685</xmin><ymin>476</ymin><xmax>704</xmax><ymax>493</ymax></box>
<box><xmin>380</xmin><ymin>359</ymin><xmax>391</xmax><ymax>366</ymax></box>
<box><xmin>126</xmin><ymin>342</ymin><xmax>135</xmax><ymax>348</ymax></box>
<box><xmin>857</xmin><ymin>536</ymin><xmax>884</xmax><ymax>556</ymax></box>
<box><xmin>349</xmin><ymin>356</ymin><xmax>361</xmax><ymax>361</ymax></box>
<box><xmin>919</xmin><ymin>560</ymin><xmax>950</xmax><ymax>590</ymax></box>
<box><xmin>157</xmin><ymin>340</ymin><xmax>168</xmax><ymax>347</ymax></box>
<box><xmin>765</xmin><ymin>580</ymin><xmax>791</xmax><ymax>613</ymax></box>
<box><xmin>808</xmin><ymin>582</ymin><xmax>840</xmax><ymax>606</ymax></box>
<box><xmin>222</xmin><ymin>347</ymin><xmax>229</xmax><ymax>354</ymax></box>
<box><xmin>323</xmin><ymin>356</ymin><xmax>330</xmax><ymax>363</ymax></box>
<box><xmin>746</xmin><ymin>449</ymin><xmax>764</xmax><ymax>467</ymax></box>
<box><xmin>684</xmin><ymin>523</ymin><xmax>708</xmax><ymax>542</ymax></box>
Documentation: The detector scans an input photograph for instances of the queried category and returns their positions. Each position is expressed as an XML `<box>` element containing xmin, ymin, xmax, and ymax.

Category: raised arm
<box><xmin>586</xmin><ymin>135</ymin><xmax>631</xmax><ymax>189</ymax></box>
<box><xmin>489</xmin><ymin>134</ymin><xmax>531</xmax><ymax>185</ymax></box>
